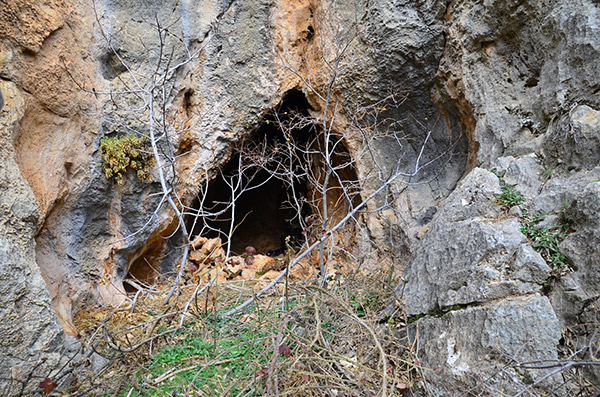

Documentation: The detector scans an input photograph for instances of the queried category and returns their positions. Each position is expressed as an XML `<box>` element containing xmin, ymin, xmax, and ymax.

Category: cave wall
<box><xmin>2</xmin><ymin>0</ymin><xmax>468</xmax><ymax>330</ymax></box>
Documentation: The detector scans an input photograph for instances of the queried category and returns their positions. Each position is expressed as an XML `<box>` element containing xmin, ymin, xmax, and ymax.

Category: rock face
<box><xmin>0</xmin><ymin>82</ymin><xmax>78</xmax><ymax>394</ymax></box>
<box><xmin>400</xmin><ymin>169</ymin><xmax>547</xmax><ymax>314</ymax></box>
<box><xmin>1</xmin><ymin>0</ymin><xmax>599</xmax><ymax>393</ymax></box>
<box><xmin>399</xmin><ymin>169</ymin><xmax>561</xmax><ymax>393</ymax></box>
<box><xmin>2</xmin><ymin>0</ymin><xmax>469</xmax><ymax>331</ymax></box>
<box><xmin>440</xmin><ymin>0</ymin><xmax>600</xmax><ymax>167</ymax></box>
<box><xmin>396</xmin><ymin>0</ymin><xmax>600</xmax><ymax>393</ymax></box>
<box><xmin>414</xmin><ymin>295</ymin><xmax>561</xmax><ymax>396</ymax></box>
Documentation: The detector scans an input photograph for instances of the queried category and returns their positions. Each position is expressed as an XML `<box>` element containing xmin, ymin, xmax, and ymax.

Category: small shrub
<box><xmin>490</xmin><ymin>169</ymin><xmax>524</xmax><ymax>206</ymax></box>
<box><xmin>519</xmin><ymin>212</ymin><xmax>568</xmax><ymax>270</ymax></box>
<box><xmin>100</xmin><ymin>135</ymin><xmax>155</xmax><ymax>185</ymax></box>
<box><xmin>498</xmin><ymin>184</ymin><xmax>524</xmax><ymax>206</ymax></box>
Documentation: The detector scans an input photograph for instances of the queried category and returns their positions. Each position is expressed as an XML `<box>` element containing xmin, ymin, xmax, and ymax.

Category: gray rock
<box><xmin>440</xmin><ymin>0</ymin><xmax>600</xmax><ymax>167</ymax></box>
<box><xmin>508</xmin><ymin>205</ymin><xmax>523</xmax><ymax>217</ymax></box>
<box><xmin>426</xmin><ymin>167</ymin><xmax>503</xmax><ymax>224</ymax></box>
<box><xmin>535</xmin><ymin>214</ymin><xmax>561</xmax><ymax>230</ymax></box>
<box><xmin>400</xmin><ymin>168</ymin><xmax>547</xmax><ymax>315</ymax></box>
<box><xmin>0</xmin><ymin>0</ymin><xmax>598</xmax><ymax>395</ymax></box>
<box><xmin>511</xmin><ymin>244</ymin><xmax>552</xmax><ymax>284</ymax></box>
<box><xmin>544</xmin><ymin>105</ymin><xmax>600</xmax><ymax>170</ymax></box>
<box><xmin>530</xmin><ymin>168</ymin><xmax>600</xmax><ymax>215</ymax></box>
<box><xmin>410</xmin><ymin>295</ymin><xmax>561</xmax><ymax>396</ymax></box>
<box><xmin>340</xmin><ymin>0</ymin><xmax>469</xmax><ymax>248</ymax></box>
<box><xmin>402</xmin><ymin>217</ymin><xmax>539</xmax><ymax>314</ymax></box>
<box><xmin>559</xmin><ymin>180</ymin><xmax>600</xmax><ymax>297</ymax></box>
<box><xmin>494</xmin><ymin>154</ymin><xmax>545</xmax><ymax>203</ymax></box>
<box><xmin>521</xmin><ymin>168</ymin><xmax>600</xmax><ymax>342</ymax></box>
<box><xmin>550</xmin><ymin>274</ymin><xmax>590</xmax><ymax>330</ymax></box>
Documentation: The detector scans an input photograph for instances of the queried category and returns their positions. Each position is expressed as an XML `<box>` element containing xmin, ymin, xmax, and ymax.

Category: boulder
<box><xmin>399</xmin><ymin>168</ymin><xmax>550</xmax><ymax>314</ymax></box>
<box><xmin>399</xmin><ymin>168</ymin><xmax>562</xmax><ymax>394</ymax></box>
<box><xmin>411</xmin><ymin>295</ymin><xmax>561</xmax><ymax>396</ymax></box>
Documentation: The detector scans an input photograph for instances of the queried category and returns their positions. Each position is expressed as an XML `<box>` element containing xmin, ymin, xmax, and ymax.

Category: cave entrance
<box><xmin>194</xmin><ymin>163</ymin><xmax>310</xmax><ymax>255</ymax></box>
<box><xmin>188</xmin><ymin>89</ymin><xmax>359</xmax><ymax>256</ymax></box>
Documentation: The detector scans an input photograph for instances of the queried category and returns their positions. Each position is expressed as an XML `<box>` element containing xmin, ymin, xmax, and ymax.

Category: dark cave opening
<box><xmin>194</xmin><ymin>164</ymin><xmax>311</xmax><ymax>255</ymax></box>
<box><xmin>188</xmin><ymin>89</ymin><xmax>318</xmax><ymax>255</ymax></box>
<box><xmin>123</xmin><ymin>89</ymin><xmax>363</xmax><ymax>291</ymax></box>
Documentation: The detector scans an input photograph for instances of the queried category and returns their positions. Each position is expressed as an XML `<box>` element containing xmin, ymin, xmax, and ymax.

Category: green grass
<box><xmin>130</xmin><ymin>315</ymin><xmax>270</xmax><ymax>396</ymax></box>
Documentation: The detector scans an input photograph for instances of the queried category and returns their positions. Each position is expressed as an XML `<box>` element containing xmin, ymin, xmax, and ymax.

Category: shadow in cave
<box><xmin>188</xmin><ymin>90</ymin><xmax>316</xmax><ymax>255</ymax></box>
<box><xmin>124</xmin><ymin>89</ymin><xmax>363</xmax><ymax>291</ymax></box>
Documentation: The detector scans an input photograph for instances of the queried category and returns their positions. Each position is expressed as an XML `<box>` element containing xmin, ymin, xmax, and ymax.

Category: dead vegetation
<box><xmin>69</xmin><ymin>262</ymin><xmax>420</xmax><ymax>396</ymax></box>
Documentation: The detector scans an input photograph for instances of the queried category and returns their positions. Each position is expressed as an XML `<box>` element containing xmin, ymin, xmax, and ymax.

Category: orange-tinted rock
<box><xmin>189</xmin><ymin>238</ymin><xmax>226</xmax><ymax>265</ymax></box>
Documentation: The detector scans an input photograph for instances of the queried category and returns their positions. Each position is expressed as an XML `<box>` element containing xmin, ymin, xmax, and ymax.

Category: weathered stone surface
<box><xmin>494</xmin><ymin>154</ymin><xmax>545</xmax><ymax>203</ymax></box>
<box><xmin>411</xmin><ymin>295</ymin><xmax>561</xmax><ymax>396</ymax></box>
<box><xmin>0</xmin><ymin>81</ymin><xmax>76</xmax><ymax>394</ymax></box>
<box><xmin>399</xmin><ymin>168</ymin><xmax>550</xmax><ymax>315</ymax></box>
<box><xmin>512</xmin><ymin>244</ymin><xmax>552</xmax><ymax>284</ymax></box>
<box><xmin>398</xmin><ymin>167</ymin><xmax>568</xmax><ymax>394</ymax></box>
<box><xmin>440</xmin><ymin>0</ymin><xmax>600</xmax><ymax>168</ymax></box>
<box><xmin>0</xmin><ymin>0</ymin><xmax>472</xmax><ymax>331</ymax></box>
<box><xmin>551</xmin><ymin>177</ymin><xmax>600</xmax><ymax>325</ymax></box>
<box><xmin>346</xmin><ymin>0</ymin><xmax>469</xmax><ymax>249</ymax></box>
<box><xmin>544</xmin><ymin>105</ymin><xmax>600</xmax><ymax>171</ymax></box>
<box><xmin>0</xmin><ymin>0</ymin><xmax>70</xmax><ymax>53</ymax></box>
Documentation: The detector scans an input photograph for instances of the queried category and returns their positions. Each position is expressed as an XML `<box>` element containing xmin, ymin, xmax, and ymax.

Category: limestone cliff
<box><xmin>0</xmin><ymin>0</ymin><xmax>598</xmax><ymax>394</ymax></box>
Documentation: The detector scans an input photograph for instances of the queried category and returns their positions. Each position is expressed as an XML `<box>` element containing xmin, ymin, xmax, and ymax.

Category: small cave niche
<box><xmin>100</xmin><ymin>50</ymin><xmax>128</xmax><ymax>80</ymax></box>
<box><xmin>187</xmin><ymin>89</ymin><xmax>359</xmax><ymax>256</ymax></box>
<box><xmin>119</xmin><ymin>89</ymin><xmax>363</xmax><ymax>292</ymax></box>
<box><xmin>122</xmin><ymin>235</ymin><xmax>167</xmax><ymax>293</ymax></box>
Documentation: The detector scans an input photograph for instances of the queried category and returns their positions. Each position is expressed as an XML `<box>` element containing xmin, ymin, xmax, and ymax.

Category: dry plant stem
<box><xmin>147</xmin><ymin>92</ymin><xmax>190</xmax><ymax>305</ymax></box>
<box><xmin>267</xmin><ymin>314</ymin><xmax>291</xmax><ymax>395</ymax></box>
<box><xmin>153</xmin><ymin>358</ymin><xmax>235</xmax><ymax>385</ymax></box>
<box><xmin>513</xmin><ymin>358</ymin><xmax>600</xmax><ymax>397</ymax></box>
<box><xmin>178</xmin><ymin>267</ymin><xmax>226</xmax><ymax>328</ymax></box>
<box><xmin>284</xmin><ymin>239</ymin><xmax>291</xmax><ymax>312</ymax></box>
<box><xmin>307</xmin><ymin>285</ymin><xmax>388</xmax><ymax>396</ymax></box>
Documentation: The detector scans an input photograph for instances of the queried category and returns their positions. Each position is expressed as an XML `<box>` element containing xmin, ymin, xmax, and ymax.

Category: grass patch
<box><xmin>138</xmin><ymin>323</ymin><xmax>269</xmax><ymax>396</ymax></box>
<box><xmin>490</xmin><ymin>168</ymin><xmax>524</xmax><ymax>207</ymax></box>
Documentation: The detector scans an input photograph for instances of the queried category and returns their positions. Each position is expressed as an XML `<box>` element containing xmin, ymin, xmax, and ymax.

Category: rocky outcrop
<box><xmin>398</xmin><ymin>169</ymin><xmax>561</xmax><ymax>393</ymax></box>
<box><xmin>396</xmin><ymin>0</ymin><xmax>600</xmax><ymax>393</ymax></box>
<box><xmin>400</xmin><ymin>169</ymin><xmax>549</xmax><ymax>314</ymax></box>
<box><xmin>414</xmin><ymin>295</ymin><xmax>561</xmax><ymax>396</ymax></box>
